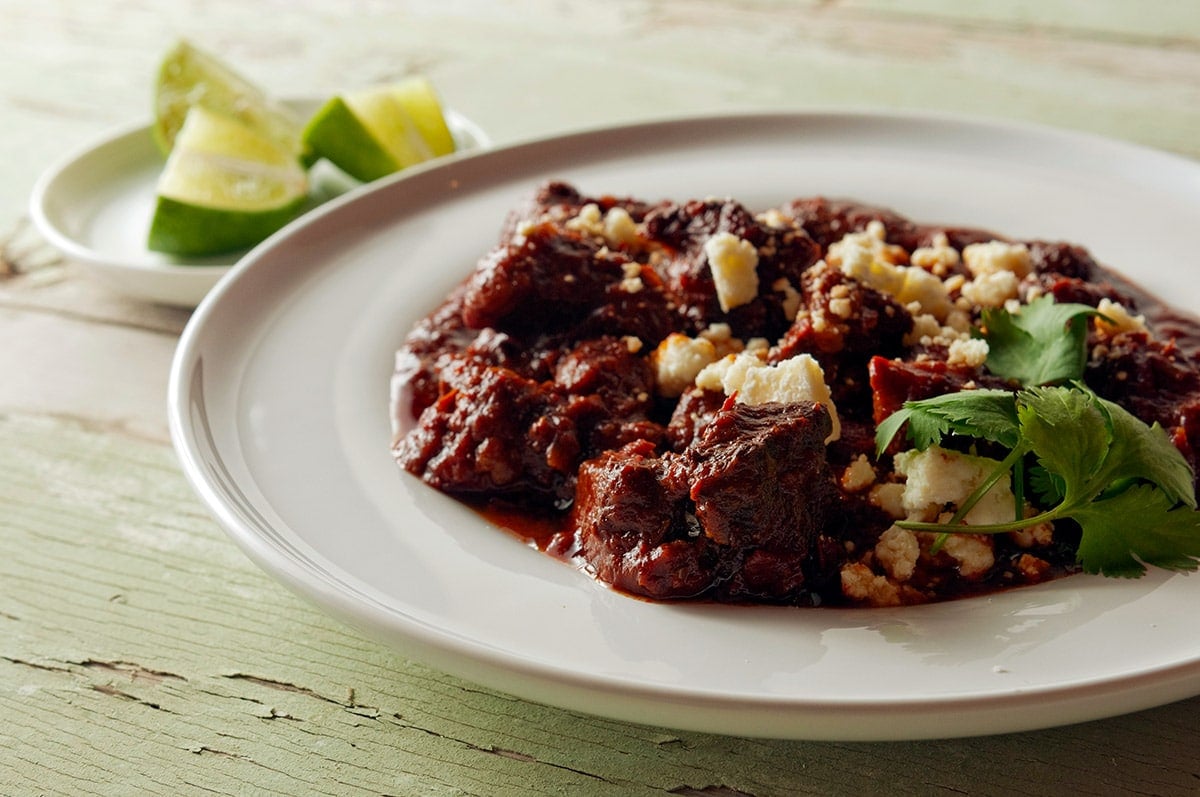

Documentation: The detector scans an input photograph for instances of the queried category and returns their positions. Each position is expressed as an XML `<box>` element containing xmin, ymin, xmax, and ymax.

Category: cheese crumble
<box><xmin>894</xmin><ymin>445</ymin><xmax>1015</xmax><ymax>527</ymax></box>
<box><xmin>704</xmin><ymin>232</ymin><xmax>760</xmax><ymax>313</ymax></box>
<box><xmin>1094</xmin><ymin>298</ymin><xmax>1147</xmax><ymax>337</ymax></box>
<box><xmin>962</xmin><ymin>240</ymin><xmax>1032</xmax><ymax>279</ymax></box>
<box><xmin>829</xmin><ymin>227</ymin><xmax>954</xmax><ymax>320</ymax></box>
<box><xmin>696</xmin><ymin>351</ymin><xmax>841</xmax><ymax>443</ymax></box>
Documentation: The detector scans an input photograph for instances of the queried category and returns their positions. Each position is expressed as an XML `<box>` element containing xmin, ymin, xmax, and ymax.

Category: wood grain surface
<box><xmin>3</xmin><ymin>2</ymin><xmax>1199</xmax><ymax>794</ymax></box>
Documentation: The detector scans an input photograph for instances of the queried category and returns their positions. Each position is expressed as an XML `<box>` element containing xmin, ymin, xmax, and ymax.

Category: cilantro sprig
<box><xmin>975</xmin><ymin>294</ymin><xmax>1105</xmax><ymax>385</ymax></box>
<box><xmin>875</xmin><ymin>385</ymin><xmax>1200</xmax><ymax>578</ymax></box>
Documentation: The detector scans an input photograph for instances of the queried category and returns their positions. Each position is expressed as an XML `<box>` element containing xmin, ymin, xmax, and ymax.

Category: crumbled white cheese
<box><xmin>870</xmin><ymin>483</ymin><xmax>907</xmax><ymax>519</ymax></box>
<box><xmin>651</xmin><ymin>333</ymin><xmax>720</xmax><ymax>398</ymax></box>
<box><xmin>1094</xmin><ymin>298</ymin><xmax>1147</xmax><ymax>337</ymax></box>
<box><xmin>564</xmin><ymin>203</ymin><xmax>642</xmax><ymax>249</ymax></box>
<box><xmin>829</xmin><ymin>228</ymin><xmax>953</xmax><ymax>320</ymax></box>
<box><xmin>841</xmin><ymin>454</ymin><xmax>876</xmax><ymax>493</ymax></box>
<box><xmin>894</xmin><ymin>445</ymin><xmax>1015</xmax><ymax>526</ymax></box>
<box><xmin>565</xmin><ymin>203</ymin><xmax>604</xmax><ymax>237</ymax></box>
<box><xmin>1009</xmin><ymin>521</ymin><xmax>1054</xmax><ymax>549</ymax></box>
<box><xmin>910</xmin><ymin>232</ymin><xmax>961</xmax><ymax>276</ymax></box>
<box><xmin>695</xmin><ymin>350</ymin><xmax>765</xmax><ymax>393</ymax></box>
<box><xmin>756</xmin><ymin>208</ymin><xmax>791</xmax><ymax>229</ymax></box>
<box><xmin>744</xmin><ymin>336</ymin><xmax>769</xmax><ymax>354</ymax></box>
<box><xmin>697</xmin><ymin>322</ymin><xmax>740</xmax><ymax>352</ymax></box>
<box><xmin>696</xmin><ymin>351</ymin><xmax>840</xmax><ymax>442</ymax></box>
<box><xmin>620</xmin><ymin>262</ymin><xmax>645</xmax><ymax>293</ymax></box>
<box><xmin>962</xmin><ymin>240</ymin><xmax>1032</xmax><ymax>279</ymax></box>
<box><xmin>945</xmin><ymin>309</ymin><xmax>972</xmax><ymax>334</ymax></box>
<box><xmin>875</xmin><ymin>525</ymin><xmax>919</xmax><ymax>582</ymax></box>
<box><xmin>604</xmin><ymin>207</ymin><xmax>639</xmax><ymax>247</ymax></box>
<box><xmin>828</xmin><ymin>284</ymin><xmax>853</xmax><ymax>319</ymax></box>
<box><xmin>650</xmin><ymin>324</ymin><xmax>752</xmax><ymax>397</ymax></box>
<box><xmin>947</xmin><ymin>337</ymin><xmax>990</xmax><ymax>369</ymax></box>
<box><xmin>1015</xmin><ymin>553</ymin><xmax>1051</xmax><ymax>580</ymax></box>
<box><xmin>840</xmin><ymin>562</ymin><xmax>901</xmax><ymax>606</ymax></box>
<box><xmin>773</xmin><ymin>277</ymin><xmax>802</xmax><ymax>322</ymax></box>
<box><xmin>904</xmin><ymin>313</ymin><xmax>943</xmax><ymax>346</ymax></box>
<box><xmin>704</xmin><ymin>232</ymin><xmax>760</xmax><ymax>312</ymax></box>
<box><xmin>939</xmin><ymin>533</ymin><xmax>995</xmax><ymax>580</ymax></box>
<box><xmin>961</xmin><ymin>270</ymin><xmax>1020</xmax><ymax>308</ymax></box>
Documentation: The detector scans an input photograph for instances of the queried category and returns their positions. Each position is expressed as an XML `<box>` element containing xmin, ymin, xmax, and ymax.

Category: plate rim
<box><xmin>168</xmin><ymin>108</ymin><xmax>1200</xmax><ymax>740</ymax></box>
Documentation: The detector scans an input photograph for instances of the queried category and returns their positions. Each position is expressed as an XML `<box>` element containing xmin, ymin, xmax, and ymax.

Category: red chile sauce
<box><xmin>391</xmin><ymin>182</ymin><xmax>1200</xmax><ymax>607</ymax></box>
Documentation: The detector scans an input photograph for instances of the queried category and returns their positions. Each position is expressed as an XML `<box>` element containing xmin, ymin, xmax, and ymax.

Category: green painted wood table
<box><xmin>3</xmin><ymin>2</ymin><xmax>1199</xmax><ymax>794</ymax></box>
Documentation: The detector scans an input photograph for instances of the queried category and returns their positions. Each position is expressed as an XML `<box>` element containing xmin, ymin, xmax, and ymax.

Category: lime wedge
<box><xmin>302</xmin><ymin>76</ymin><xmax>456</xmax><ymax>182</ymax></box>
<box><xmin>153</xmin><ymin>39</ymin><xmax>307</xmax><ymax>162</ymax></box>
<box><xmin>148</xmin><ymin>106</ymin><xmax>309</xmax><ymax>256</ymax></box>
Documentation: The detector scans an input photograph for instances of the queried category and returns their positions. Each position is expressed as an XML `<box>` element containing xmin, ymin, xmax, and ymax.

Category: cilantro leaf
<box><xmin>978</xmin><ymin>295</ymin><xmax>1103</xmax><ymax>386</ymax></box>
<box><xmin>874</xmin><ymin>388</ymin><xmax>1019</xmax><ymax>456</ymax></box>
<box><xmin>1094</xmin><ymin>397</ymin><xmax>1197</xmax><ymax>508</ymax></box>
<box><xmin>1072</xmin><ymin>484</ymin><xmax>1200</xmax><ymax>577</ymax></box>
<box><xmin>1017</xmin><ymin>386</ymin><xmax>1111</xmax><ymax>497</ymax></box>
<box><xmin>1028</xmin><ymin>465</ymin><xmax>1065</xmax><ymax>506</ymax></box>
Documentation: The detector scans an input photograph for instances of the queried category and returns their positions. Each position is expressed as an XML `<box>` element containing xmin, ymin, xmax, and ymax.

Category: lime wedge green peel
<box><xmin>153</xmin><ymin>39</ymin><xmax>308</xmax><ymax>163</ymax></box>
<box><xmin>148</xmin><ymin>106</ymin><xmax>309</xmax><ymax>256</ymax></box>
<box><xmin>302</xmin><ymin>76</ymin><xmax>456</xmax><ymax>182</ymax></box>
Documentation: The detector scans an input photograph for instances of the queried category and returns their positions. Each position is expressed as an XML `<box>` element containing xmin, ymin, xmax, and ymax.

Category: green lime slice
<box><xmin>148</xmin><ymin>106</ymin><xmax>309</xmax><ymax>257</ymax></box>
<box><xmin>153</xmin><ymin>39</ymin><xmax>308</xmax><ymax>163</ymax></box>
<box><xmin>302</xmin><ymin>76</ymin><xmax>456</xmax><ymax>182</ymax></box>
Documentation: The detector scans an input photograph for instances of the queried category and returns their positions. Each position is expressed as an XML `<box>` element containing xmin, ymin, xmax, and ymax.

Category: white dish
<box><xmin>28</xmin><ymin>99</ymin><xmax>490</xmax><ymax>307</ymax></box>
<box><xmin>168</xmin><ymin>111</ymin><xmax>1200</xmax><ymax>741</ymax></box>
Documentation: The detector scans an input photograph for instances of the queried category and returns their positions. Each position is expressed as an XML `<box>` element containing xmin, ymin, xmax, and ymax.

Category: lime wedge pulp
<box><xmin>148</xmin><ymin>106</ymin><xmax>309</xmax><ymax>257</ymax></box>
<box><xmin>302</xmin><ymin>76</ymin><xmax>456</xmax><ymax>182</ymax></box>
<box><xmin>153</xmin><ymin>39</ymin><xmax>308</xmax><ymax>163</ymax></box>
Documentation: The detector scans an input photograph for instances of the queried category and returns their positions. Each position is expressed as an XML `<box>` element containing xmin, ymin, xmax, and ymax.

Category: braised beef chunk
<box><xmin>461</xmin><ymin>222</ymin><xmax>673</xmax><ymax>345</ymax></box>
<box><xmin>781</xmin><ymin>196</ymin><xmax>997</xmax><ymax>253</ymax></box>
<box><xmin>665</xmin><ymin>387</ymin><xmax>726</xmax><ymax>451</ymax></box>
<box><xmin>573</xmin><ymin>401</ymin><xmax>837</xmax><ymax>602</ymax></box>
<box><xmin>1026</xmin><ymin>241</ymin><xmax>1098</xmax><ymax>281</ymax></box>
<box><xmin>773</xmin><ymin>262</ymin><xmax>913</xmax><ymax>420</ymax></box>
<box><xmin>782</xmin><ymin>197</ymin><xmax>921</xmax><ymax>251</ymax></box>
<box><xmin>392</xmin><ymin>181</ymin><xmax>1200</xmax><ymax>607</ymax></box>
<box><xmin>642</xmin><ymin>197</ymin><xmax>821</xmax><ymax>340</ymax></box>
<box><xmin>1034</xmin><ymin>274</ymin><xmax>1135</xmax><ymax>310</ymax></box>
<box><xmin>1086</xmin><ymin>330</ymin><xmax>1200</xmax><ymax>490</ymax></box>
<box><xmin>395</xmin><ymin>335</ymin><xmax>663</xmax><ymax>509</ymax></box>
<box><xmin>499</xmin><ymin>181</ymin><xmax>663</xmax><ymax>240</ymax></box>
<box><xmin>395</xmin><ymin>360</ymin><xmax>576</xmax><ymax>507</ymax></box>
<box><xmin>552</xmin><ymin>336</ymin><xmax>665</xmax><ymax>453</ymax></box>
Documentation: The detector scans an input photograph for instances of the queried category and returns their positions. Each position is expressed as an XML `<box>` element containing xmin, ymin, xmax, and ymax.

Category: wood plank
<box><xmin>3</xmin><ymin>411</ymin><xmax>1199</xmax><ymax>795</ymax></box>
<box><xmin>0</xmin><ymin>305</ymin><xmax>179</xmax><ymax>443</ymax></box>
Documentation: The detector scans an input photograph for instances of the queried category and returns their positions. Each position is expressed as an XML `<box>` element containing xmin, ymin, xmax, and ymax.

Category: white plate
<box><xmin>168</xmin><ymin>111</ymin><xmax>1200</xmax><ymax>741</ymax></box>
<box><xmin>28</xmin><ymin>99</ymin><xmax>490</xmax><ymax>307</ymax></box>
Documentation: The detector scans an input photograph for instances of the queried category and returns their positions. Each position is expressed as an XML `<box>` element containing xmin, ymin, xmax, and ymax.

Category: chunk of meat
<box><xmin>395</xmin><ymin>337</ymin><xmax>663</xmax><ymax>509</ymax></box>
<box><xmin>461</xmin><ymin>221</ymin><xmax>675</xmax><ymax>346</ymax></box>
<box><xmin>571</xmin><ymin>400</ymin><xmax>839</xmax><ymax>602</ymax></box>
<box><xmin>773</xmin><ymin>262</ymin><xmax>913</xmax><ymax>420</ymax></box>
<box><xmin>642</xmin><ymin>197</ymin><xmax>821</xmax><ymax>340</ymax></box>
